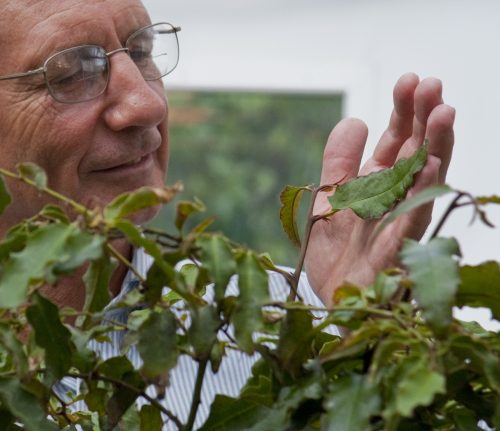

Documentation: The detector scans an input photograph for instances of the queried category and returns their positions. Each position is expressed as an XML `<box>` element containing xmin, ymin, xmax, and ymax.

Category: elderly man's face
<box><xmin>0</xmin><ymin>0</ymin><xmax>169</xmax><ymax>229</ymax></box>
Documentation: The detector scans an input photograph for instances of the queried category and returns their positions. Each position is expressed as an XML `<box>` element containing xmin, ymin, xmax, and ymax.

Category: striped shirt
<box><xmin>57</xmin><ymin>248</ymin><xmax>339</xmax><ymax>429</ymax></box>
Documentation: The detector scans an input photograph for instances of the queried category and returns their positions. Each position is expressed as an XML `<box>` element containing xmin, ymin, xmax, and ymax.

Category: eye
<box><xmin>43</xmin><ymin>46</ymin><xmax>108</xmax><ymax>102</ymax></box>
<box><xmin>129</xmin><ymin>40</ymin><xmax>154</xmax><ymax>63</ymax></box>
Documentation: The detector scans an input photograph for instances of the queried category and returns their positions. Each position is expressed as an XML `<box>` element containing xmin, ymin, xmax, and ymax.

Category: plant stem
<box><xmin>67</xmin><ymin>372</ymin><xmax>183</xmax><ymax>429</ymax></box>
<box><xmin>0</xmin><ymin>167</ymin><xmax>87</xmax><ymax>214</ymax></box>
<box><xmin>287</xmin><ymin>187</ymin><xmax>322</xmax><ymax>301</ymax></box>
<box><xmin>430</xmin><ymin>192</ymin><xmax>465</xmax><ymax>239</ymax></box>
<box><xmin>185</xmin><ymin>357</ymin><xmax>209</xmax><ymax>431</ymax></box>
<box><xmin>106</xmin><ymin>243</ymin><xmax>145</xmax><ymax>283</ymax></box>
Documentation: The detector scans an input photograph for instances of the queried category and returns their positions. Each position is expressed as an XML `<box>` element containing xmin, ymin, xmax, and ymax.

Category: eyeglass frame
<box><xmin>0</xmin><ymin>22</ymin><xmax>181</xmax><ymax>103</ymax></box>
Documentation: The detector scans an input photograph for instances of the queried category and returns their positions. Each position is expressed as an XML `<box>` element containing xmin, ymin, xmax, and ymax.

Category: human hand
<box><xmin>304</xmin><ymin>73</ymin><xmax>455</xmax><ymax>306</ymax></box>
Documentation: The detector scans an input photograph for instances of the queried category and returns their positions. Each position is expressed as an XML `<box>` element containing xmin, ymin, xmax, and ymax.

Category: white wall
<box><xmin>143</xmin><ymin>0</ymin><xmax>500</xmax><ymax>329</ymax></box>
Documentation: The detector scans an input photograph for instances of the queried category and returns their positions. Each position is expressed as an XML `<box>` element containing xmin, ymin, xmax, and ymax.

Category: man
<box><xmin>0</xmin><ymin>0</ymin><xmax>455</xmax><ymax>427</ymax></box>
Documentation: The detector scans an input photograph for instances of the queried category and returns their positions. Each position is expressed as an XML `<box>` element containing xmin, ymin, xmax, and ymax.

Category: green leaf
<box><xmin>26</xmin><ymin>293</ymin><xmax>72</xmax><ymax>382</ymax></box>
<box><xmin>395</xmin><ymin>367</ymin><xmax>445</xmax><ymax>417</ymax></box>
<box><xmin>104</xmin><ymin>184</ymin><xmax>182</xmax><ymax>224</ymax></box>
<box><xmin>81</xmin><ymin>256</ymin><xmax>115</xmax><ymax>323</ymax></box>
<box><xmin>137</xmin><ymin>309</ymin><xmax>178</xmax><ymax>379</ymax></box>
<box><xmin>105</xmin><ymin>372</ymin><xmax>144</xmax><ymax>431</ymax></box>
<box><xmin>17</xmin><ymin>162</ymin><xmax>47</xmax><ymax>190</ymax></box>
<box><xmin>51</xmin><ymin>230</ymin><xmax>105</xmax><ymax>276</ymax></box>
<box><xmin>377</xmin><ymin>184</ymin><xmax>454</xmax><ymax>233</ymax></box>
<box><xmin>458</xmin><ymin>261</ymin><xmax>500</xmax><ymax>320</ymax></box>
<box><xmin>233</xmin><ymin>251</ymin><xmax>269</xmax><ymax>354</ymax></box>
<box><xmin>175</xmin><ymin>198</ymin><xmax>205</xmax><ymax>231</ymax></box>
<box><xmin>189</xmin><ymin>305</ymin><xmax>220</xmax><ymax>359</ymax></box>
<box><xmin>452</xmin><ymin>407</ymin><xmax>482</xmax><ymax>431</ymax></box>
<box><xmin>0</xmin><ymin>324</ymin><xmax>28</xmax><ymax>378</ymax></box>
<box><xmin>0</xmin><ymin>175</ymin><xmax>11</xmax><ymax>216</ymax></box>
<box><xmin>139</xmin><ymin>404</ymin><xmax>162</xmax><ymax>431</ymax></box>
<box><xmin>97</xmin><ymin>356</ymin><xmax>135</xmax><ymax>381</ymax></box>
<box><xmin>384</xmin><ymin>356</ymin><xmax>445</xmax><ymax>421</ymax></box>
<box><xmin>277</xmin><ymin>309</ymin><xmax>314</xmax><ymax>377</ymax></box>
<box><xmin>323</xmin><ymin>374</ymin><xmax>380</xmax><ymax>431</ymax></box>
<box><xmin>199</xmin><ymin>395</ymin><xmax>271</xmax><ymax>431</ymax></box>
<box><xmin>0</xmin><ymin>224</ymin><xmax>102</xmax><ymax>308</ymax></box>
<box><xmin>38</xmin><ymin>204</ymin><xmax>70</xmax><ymax>224</ymax></box>
<box><xmin>198</xmin><ymin>234</ymin><xmax>237</xmax><ymax>301</ymax></box>
<box><xmin>0</xmin><ymin>377</ymin><xmax>59</xmax><ymax>431</ymax></box>
<box><xmin>494</xmin><ymin>396</ymin><xmax>500</xmax><ymax>429</ymax></box>
<box><xmin>373</xmin><ymin>270</ymin><xmax>402</xmax><ymax>305</ymax></box>
<box><xmin>449</xmin><ymin>334</ymin><xmax>500</xmax><ymax>391</ymax></box>
<box><xmin>279</xmin><ymin>185</ymin><xmax>310</xmax><ymax>247</ymax></box>
<box><xmin>240</xmin><ymin>374</ymin><xmax>274</xmax><ymax>407</ymax></box>
<box><xmin>329</xmin><ymin>144</ymin><xmax>427</xmax><ymax>219</ymax></box>
<box><xmin>0</xmin><ymin>229</ymin><xmax>27</xmax><ymax>263</ymax></box>
<box><xmin>400</xmin><ymin>237</ymin><xmax>461</xmax><ymax>335</ymax></box>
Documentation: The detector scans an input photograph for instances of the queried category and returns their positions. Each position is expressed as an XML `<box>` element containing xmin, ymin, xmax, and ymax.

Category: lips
<box><xmin>92</xmin><ymin>153</ymin><xmax>153</xmax><ymax>173</ymax></box>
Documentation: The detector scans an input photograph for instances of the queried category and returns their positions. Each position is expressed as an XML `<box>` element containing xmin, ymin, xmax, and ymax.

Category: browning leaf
<box><xmin>279</xmin><ymin>185</ymin><xmax>311</xmax><ymax>247</ymax></box>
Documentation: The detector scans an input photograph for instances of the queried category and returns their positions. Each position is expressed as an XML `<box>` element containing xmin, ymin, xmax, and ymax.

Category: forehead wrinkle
<box><xmin>1</xmin><ymin>0</ymin><xmax>150</xmax><ymax>70</ymax></box>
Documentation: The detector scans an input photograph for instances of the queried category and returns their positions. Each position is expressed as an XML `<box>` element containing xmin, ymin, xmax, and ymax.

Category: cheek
<box><xmin>0</xmin><ymin>96</ymin><xmax>90</xmax><ymax>171</ymax></box>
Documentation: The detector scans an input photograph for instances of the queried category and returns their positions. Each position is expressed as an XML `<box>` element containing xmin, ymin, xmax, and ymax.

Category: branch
<box><xmin>106</xmin><ymin>243</ymin><xmax>146</xmax><ymax>284</ymax></box>
<box><xmin>184</xmin><ymin>358</ymin><xmax>209</xmax><ymax>431</ymax></box>
<box><xmin>430</xmin><ymin>191</ymin><xmax>466</xmax><ymax>239</ymax></box>
<box><xmin>67</xmin><ymin>372</ymin><xmax>184</xmax><ymax>430</ymax></box>
<box><xmin>0</xmin><ymin>167</ymin><xmax>87</xmax><ymax>215</ymax></box>
<box><xmin>288</xmin><ymin>184</ymin><xmax>338</xmax><ymax>302</ymax></box>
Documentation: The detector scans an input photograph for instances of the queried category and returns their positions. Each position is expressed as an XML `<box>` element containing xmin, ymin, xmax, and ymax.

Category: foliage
<box><xmin>154</xmin><ymin>90</ymin><xmax>343</xmax><ymax>264</ymax></box>
<box><xmin>0</xmin><ymin>145</ymin><xmax>498</xmax><ymax>430</ymax></box>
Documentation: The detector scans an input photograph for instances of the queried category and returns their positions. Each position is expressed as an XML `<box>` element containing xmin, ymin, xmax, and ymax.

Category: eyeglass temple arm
<box><xmin>159</xmin><ymin>26</ymin><xmax>181</xmax><ymax>35</ymax></box>
<box><xmin>0</xmin><ymin>67</ymin><xmax>44</xmax><ymax>82</ymax></box>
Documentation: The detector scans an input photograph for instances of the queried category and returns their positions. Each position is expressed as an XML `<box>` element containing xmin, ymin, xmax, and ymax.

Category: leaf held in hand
<box><xmin>329</xmin><ymin>144</ymin><xmax>428</xmax><ymax>219</ymax></box>
<box><xmin>377</xmin><ymin>184</ymin><xmax>454</xmax><ymax>233</ymax></box>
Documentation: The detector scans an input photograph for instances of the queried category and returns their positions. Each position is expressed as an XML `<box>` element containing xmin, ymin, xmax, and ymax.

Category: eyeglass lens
<box><xmin>44</xmin><ymin>23</ymin><xmax>179</xmax><ymax>103</ymax></box>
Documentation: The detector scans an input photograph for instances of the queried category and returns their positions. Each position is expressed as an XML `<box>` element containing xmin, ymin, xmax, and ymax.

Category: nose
<box><xmin>102</xmin><ymin>51</ymin><xmax>167</xmax><ymax>131</ymax></box>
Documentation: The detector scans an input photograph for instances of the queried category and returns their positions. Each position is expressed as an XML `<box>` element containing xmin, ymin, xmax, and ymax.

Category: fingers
<box><xmin>370</xmin><ymin>73</ymin><xmax>420</xmax><ymax>166</ymax></box>
<box><xmin>319</xmin><ymin>118</ymin><xmax>368</xmax><ymax>187</ymax></box>
<box><xmin>396</xmin><ymin>155</ymin><xmax>441</xmax><ymax>240</ymax></box>
<box><xmin>315</xmin><ymin>118</ymin><xmax>368</xmax><ymax>213</ymax></box>
<box><xmin>362</xmin><ymin>75</ymin><xmax>444</xmax><ymax>175</ymax></box>
<box><xmin>397</xmin><ymin>77</ymin><xmax>444</xmax><ymax>159</ymax></box>
<box><xmin>424</xmin><ymin>104</ymin><xmax>455</xmax><ymax>184</ymax></box>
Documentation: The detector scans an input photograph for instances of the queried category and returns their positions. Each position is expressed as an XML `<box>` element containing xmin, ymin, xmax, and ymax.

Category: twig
<box><xmin>287</xmin><ymin>184</ymin><xmax>339</xmax><ymax>302</ymax></box>
<box><xmin>184</xmin><ymin>358</ymin><xmax>209</xmax><ymax>431</ymax></box>
<box><xmin>50</xmin><ymin>388</ymin><xmax>73</xmax><ymax>424</ymax></box>
<box><xmin>430</xmin><ymin>192</ymin><xmax>466</xmax><ymax>239</ymax></box>
<box><xmin>143</xmin><ymin>227</ymin><xmax>181</xmax><ymax>243</ymax></box>
<box><xmin>67</xmin><ymin>372</ymin><xmax>183</xmax><ymax>429</ymax></box>
<box><xmin>0</xmin><ymin>167</ymin><xmax>87</xmax><ymax>214</ymax></box>
<box><xmin>106</xmin><ymin>243</ymin><xmax>145</xmax><ymax>284</ymax></box>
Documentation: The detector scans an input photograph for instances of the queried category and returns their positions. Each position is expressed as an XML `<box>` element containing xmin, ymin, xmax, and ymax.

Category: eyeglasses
<box><xmin>0</xmin><ymin>22</ymin><xmax>181</xmax><ymax>104</ymax></box>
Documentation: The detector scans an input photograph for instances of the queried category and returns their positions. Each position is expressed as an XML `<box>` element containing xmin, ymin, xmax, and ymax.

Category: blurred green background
<box><xmin>151</xmin><ymin>90</ymin><xmax>343</xmax><ymax>265</ymax></box>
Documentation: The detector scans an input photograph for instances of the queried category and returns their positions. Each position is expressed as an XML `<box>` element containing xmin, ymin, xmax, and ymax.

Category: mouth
<box><xmin>92</xmin><ymin>153</ymin><xmax>153</xmax><ymax>174</ymax></box>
